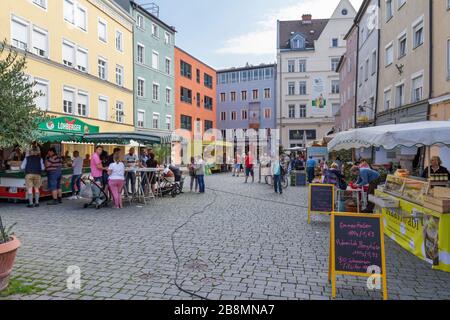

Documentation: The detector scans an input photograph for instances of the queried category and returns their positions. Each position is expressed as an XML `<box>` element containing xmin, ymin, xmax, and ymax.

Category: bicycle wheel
<box><xmin>282</xmin><ymin>176</ymin><xmax>289</xmax><ymax>189</ymax></box>
<box><xmin>265</xmin><ymin>175</ymin><xmax>273</xmax><ymax>186</ymax></box>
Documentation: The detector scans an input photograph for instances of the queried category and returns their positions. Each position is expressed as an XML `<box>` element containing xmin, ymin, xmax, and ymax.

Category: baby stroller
<box><xmin>81</xmin><ymin>176</ymin><xmax>109</xmax><ymax>209</ymax></box>
<box><xmin>156</xmin><ymin>166</ymin><xmax>183</xmax><ymax>197</ymax></box>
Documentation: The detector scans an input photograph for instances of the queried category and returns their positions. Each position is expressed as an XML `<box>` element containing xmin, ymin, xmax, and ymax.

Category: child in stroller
<box><xmin>81</xmin><ymin>176</ymin><xmax>109</xmax><ymax>209</ymax></box>
<box><xmin>156</xmin><ymin>164</ymin><xmax>184</xmax><ymax>197</ymax></box>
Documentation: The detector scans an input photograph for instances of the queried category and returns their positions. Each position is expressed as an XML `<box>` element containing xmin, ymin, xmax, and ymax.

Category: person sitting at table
<box><xmin>108</xmin><ymin>153</ymin><xmax>125</xmax><ymax>209</ymax></box>
<box><xmin>146</xmin><ymin>152</ymin><xmax>159</xmax><ymax>195</ymax></box>
<box><xmin>350</xmin><ymin>165</ymin><xmax>381</xmax><ymax>213</ymax></box>
<box><xmin>422</xmin><ymin>156</ymin><xmax>450</xmax><ymax>180</ymax></box>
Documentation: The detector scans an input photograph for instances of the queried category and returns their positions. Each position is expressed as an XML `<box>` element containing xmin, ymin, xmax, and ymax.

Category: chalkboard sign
<box><xmin>308</xmin><ymin>184</ymin><xmax>334</xmax><ymax>223</ymax></box>
<box><xmin>333</xmin><ymin>215</ymin><xmax>382</xmax><ymax>274</ymax></box>
<box><xmin>329</xmin><ymin>212</ymin><xmax>388</xmax><ymax>300</ymax></box>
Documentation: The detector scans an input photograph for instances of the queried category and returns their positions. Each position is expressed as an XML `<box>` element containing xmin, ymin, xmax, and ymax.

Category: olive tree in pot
<box><xmin>0</xmin><ymin>216</ymin><xmax>20</xmax><ymax>291</ymax></box>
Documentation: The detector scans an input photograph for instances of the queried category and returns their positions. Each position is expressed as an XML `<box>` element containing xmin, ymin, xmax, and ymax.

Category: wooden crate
<box><xmin>432</xmin><ymin>187</ymin><xmax>450</xmax><ymax>199</ymax></box>
<box><xmin>423</xmin><ymin>196</ymin><xmax>450</xmax><ymax>213</ymax></box>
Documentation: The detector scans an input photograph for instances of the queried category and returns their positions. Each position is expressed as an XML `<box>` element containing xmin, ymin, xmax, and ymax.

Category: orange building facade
<box><xmin>174</xmin><ymin>47</ymin><xmax>216</xmax><ymax>139</ymax></box>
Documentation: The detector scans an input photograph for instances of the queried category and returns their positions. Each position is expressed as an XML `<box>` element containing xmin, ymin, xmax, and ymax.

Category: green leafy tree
<box><xmin>0</xmin><ymin>40</ymin><xmax>46</xmax><ymax>149</ymax></box>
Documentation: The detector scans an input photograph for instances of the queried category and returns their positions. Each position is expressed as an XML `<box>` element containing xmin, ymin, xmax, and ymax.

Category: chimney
<box><xmin>302</xmin><ymin>14</ymin><xmax>312</xmax><ymax>24</ymax></box>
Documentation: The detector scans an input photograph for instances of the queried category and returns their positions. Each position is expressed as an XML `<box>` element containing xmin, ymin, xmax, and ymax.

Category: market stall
<box><xmin>328</xmin><ymin>121</ymin><xmax>450</xmax><ymax>273</ymax></box>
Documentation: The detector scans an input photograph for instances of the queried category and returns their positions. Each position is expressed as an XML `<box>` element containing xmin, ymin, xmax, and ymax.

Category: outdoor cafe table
<box><xmin>124</xmin><ymin>168</ymin><xmax>163</xmax><ymax>205</ymax></box>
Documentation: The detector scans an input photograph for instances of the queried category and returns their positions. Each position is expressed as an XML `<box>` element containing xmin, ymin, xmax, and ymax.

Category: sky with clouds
<box><xmin>138</xmin><ymin>0</ymin><xmax>363</xmax><ymax>69</ymax></box>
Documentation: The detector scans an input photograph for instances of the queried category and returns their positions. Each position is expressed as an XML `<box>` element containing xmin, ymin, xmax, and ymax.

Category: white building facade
<box><xmin>276</xmin><ymin>0</ymin><xmax>356</xmax><ymax>148</ymax></box>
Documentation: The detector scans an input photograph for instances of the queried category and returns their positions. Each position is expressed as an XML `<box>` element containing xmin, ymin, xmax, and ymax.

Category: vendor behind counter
<box><xmin>422</xmin><ymin>156</ymin><xmax>450</xmax><ymax>180</ymax></box>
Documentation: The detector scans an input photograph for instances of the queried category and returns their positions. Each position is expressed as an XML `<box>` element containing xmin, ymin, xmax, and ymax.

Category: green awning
<box><xmin>83</xmin><ymin>132</ymin><xmax>163</xmax><ymax>145</ymax></box>
<box><xmin>38</xmin><ymin>131</ymin><xmax>84</xmax><ymax>143</ymax></box>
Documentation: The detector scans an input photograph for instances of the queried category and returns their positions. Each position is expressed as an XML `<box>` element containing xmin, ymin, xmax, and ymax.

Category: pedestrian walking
<box><xmin>233</xmin><ymin>154</ymin><xmax>241</xmax><ymax>177</ymax></box>
<box><xmin>271</xmin><ymin>159</ymin><xmax>283</xmax><ymax>194</ymax></box>
<box><xmin>306</xmin><ymin>156</ymin><xmax>317</xmax><ymax>183</ymax></box>
<box><xmin>244</xmin><ymin>151</ymin><xmax>254</xmax><ymax>183</ymax></box>
<box><xmin>108</xmin><ymin>153</ymin><xmax>125</xmax><ymax>209</ymax></box>
<box><xmin>45</xmin><ymin>148</ymin><xmax>63</xmax><ymax>205</ymax></box>
<box><xmin>188</xmin><ymin>157</ymin><xmax>198</xmax><ymax>192</ymax></box>
<box><xmin>68</xmin><ymin>151</ymin><xmax>83</xmax><ymax>199</ymax></box>
<box><xmin>195</xmin><ymin>156</ymin><xmax>206</xmax><ymax>193</ymax></box>
<box><xmin>21</xmin><ymin>145</ymin><xmax>44</xmax><ymax>208</ymax></box>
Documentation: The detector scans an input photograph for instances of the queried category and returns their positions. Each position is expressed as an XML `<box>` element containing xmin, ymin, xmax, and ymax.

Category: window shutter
<box><xmin>76</xmin><ymin>49</ymin><xmax>87</xmax><ymax>71</ymax></box>
<box><xmin>98</xmin><ymin>98</ymin><xmax>107</xmax><ymax>120</ymax></box>
<box><xmin>63</xmin><ymin>42</ymin><xmax>74</xmax><ymax>66</ymax></box>
<box><xmin>12</xmin><ymin>19</ymin><xmax>28</xmax><ymax>48</ymax></box>
<box><xmin>32</xmin><ymin>28</ymin><xmax>47</xmax><ymax>56</ymax></box>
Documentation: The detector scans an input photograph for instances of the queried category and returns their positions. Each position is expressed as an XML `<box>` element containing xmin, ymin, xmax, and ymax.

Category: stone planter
<box><xmin>0</xmin><ymin>236</ymin><xmax>21</xmax><ymax>291</ymax></box>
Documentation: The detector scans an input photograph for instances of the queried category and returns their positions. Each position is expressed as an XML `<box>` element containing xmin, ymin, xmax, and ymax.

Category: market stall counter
<box><xmin>373</xmin><ymin>174</ymin><xmax>450</xmax><ymax>273</ymax></box>
<box><xmin>0</xmin><ymin>168</ymin><xmax>91</xmax><ymax>201</ymax></box>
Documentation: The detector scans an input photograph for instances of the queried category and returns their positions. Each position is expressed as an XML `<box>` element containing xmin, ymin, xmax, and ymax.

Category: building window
<box><xmin>220</xmin><ymin>112</ymin><xmax>226</xmax><ymax>121</ymax></box>
<box><xmin>76</xmin><ymin>48</ymin><xmax>88</xmax><ymax>72</ymax></box>
<box><xmin>115</xmin><ymin>101</ymin><xmax>124</xmax><ymax>123</ymax></box>
<box><xmin>447</xmin><ymin>39</ymin><xmax>450</xmax><ymax>79</ymax></box>
<box><xmin>204</xmin><ymin>120</ymin><xmax>213</xmax><ymax>132</ymax></box>
<box><xmin>180</xmin><ymin>87</ymin><xmax>192</xmax><ymax>104</ymax></box>
<box><xmin>166</xmin><ymin>115</ymin><xmax>172</xmax><ymax>130</ymax></box>
<box><xmin>115</xmin><ymin>30</ymin><xmax>123</xmax><ymax>52</ymax></box>
<box><xmin>398</xmin><ymin>33</ymin><xmax>407</xmax><ymax>58</ymax></box>
<box><xmin>331</xmin><ymin>38</ymin><xmax>339</xmax><ymax>47</ymax></box>
<box><xmin>76</xmin><ymin>6</ymin><xmax>87</xmax><ymax>31</ymax></box>
<box><xmin>385</xmin><ymin>44</ymin><xmax>394</xmax><ymax>66</ymax></box>
<box><xmin>33</xmin><ymin>0</ymin><xmax>47</xmax><ymax>9</ymax></box>
<box><xmin>299</xmin><ymin>82</ymin><xmax>307</xmax><ymax>95</ymax></box>
<box><xmin>264</xmin><ymin>109</ymin><xmax>271</xmax><ymax>119</ymax></box>
<box><xmin>151</xmin><ymin>23</ymin><xmax>159</xmax><ymax>37</ymax></box>
<box><xmin>386</xmin><ymin>0</ymin><xmax>393</xmax><ymax>21</ymax></box>
<box><xmin>299</xmin><ymin>105</ymin><xmax>307</xmax><ymax>118</ymax></box>
<box><xmin>64</xmin><ymin>0</ymin><xmax>75</xmax><ymax>24</ymax></box>
<box><xmin>76</xmin><ymin>91</ymin><xmax>88</xmax><ymax>116</ymax></box>
<box><xmin>98</xmin><ymin>19</ymin><xmax>107</xmax><ymax>43</ymax></box>
<box><xmin>166</xmin><ymin>87</ymin><xmax>171</xmax><ymax>104</ymax></box>
<box><xmin>137</xmin><ymin>44</ymin><xmax>144</xmax><ymax>64</ymax></box>
<box><xmin>115</xmin><ymin>65</ymin><xmax>123</xmax><ymax>86</ymax></box>
<box><xmin>220</xmin><ymin>93</ymin><xmax>226</xmax><ymax>102</ymax></box>
<box><xmin>98</xmin><ymin>58</ymin><xmax>107</xmax><ymax>80</ymax></box>
<box><xmin>164</xmin><ymin>32</ymin><xmax>171</xmax><ymax>45</ymax></box>
<box><xmin>165</xmin><ymin>58</ymin><xmax>171</xmax><ymax>75</ymax></box>
<box><xmin>384</xmin><ymin>89</ymin><xmax>392</xmax><ymax>110</ymax></box>
<box><xmin>180</xmin><ymin>60</ymin><xmax>192</xmax><ymax>79</ymax></box>
<box><xmin>411</xmin><ymin>75</ymin><xmax>423</xmax><ymax>102</ymax></box>
<box><xmin>241</xmin><ymin>110</ymin><xmax>248</xmax><ymax>120</ymax></box>
<box><xmin>181</xmin><ymin>115</ymin><xmax>192</xmax><ymax>131</ymax></box>
<box><xmin>196</xmin><ymin>69</ymin><xmax>201</xmax><ymax>83</ymax></box>
<box><xmin>252</xmin><ymin>90</ymin><xmax>259</xmax><ymax>100</ymax></box>
<box><xmin>137</xmin><ymin>78</ymin><xmax>145</xmax><ymax>98</ymax></box>
<box><xmin>32</xmin><ymin>26</ymin><xmax>48</xmax><ymax>57</ymax></box>
<box><xmin>63</xmin><ymin>88</ymin><xmax>74</xmax><ymax>114</ymax></box>
<box><xmin>194</xmin><ymin>92</ymin><xmax>199</xmax><ymax>107</ymax></box>
<box><xmin>152</xmin><ymin>113</ymin><xmax>159</xmax><ymax>129</ymax></box>
<box><xmin>395</xmin><ymin>83</ymin><xmax>405</xmax><ymax>107</ymax></box>
<box><xmin>331</xmin><ymin>58</ymin><xmax>340</xmax><ymax>72</ymax></box>
<box><xmin>413</xmin><ymin>19</ymin><xmax>424</xmax><ymax>49</ymax></box>
<box><xmin>288</xmin><ymin>60</ymin><xmax>295</xmax><ymax>73</ymax></box>
<box><xmin>231</xmin><ymin>92</ymin><xmax>236</xmax><ymax>102</ymax></box>
<box><xmin>398</xmin><ymin>0</ymin><xmax>407</xmax><ymax>9</ymax></box>
<box><xmin>62</xmin><ymin>41</ymin><xmax>75</xmax><ymax>67</ymax></box>
<box><xmin>98</xmin><ymin>97</ymin><xmax>108</xmax><ymax>120</ymax></box>
<box><xmin>241</xmin><ymin>91</ymin><xmax>247</xmax><ymax>101</ymax></box>
<box><xmin>288</xmin><ymin>105</ymin><xmax>295</xmax><ymax>118</ymax></box>
<box><xmin>136</xmin><ymin>14</ymin><xmax>144</xmax><ymax>29</ymax></box>
<box><xmin>288</xmin><ymin>82</ymin><xmax>295</xmax><ymax>95</ymax></box>
<box><xmin>264</xmin><ymin>88</ymin><xmax>271</xmax><ymax>99</ymax></box>
<box><xmin>34</xmin><ymin>79</ymin><xmax>49</xmax><ymax>111</ymax></box>
<box><xmin>371</xmin><ymin>51</ymin><xmax>377</xmax><ymax>75</ymax></box>
<box><xmin>204</xmin><ymin>96</ymin><xmax>213</xmax><ymax>110</ymax></box>
<box><xmin>11</xmin><ymin>17</ymin><xmax>29</xmax><ymax>51</ymax></box>
<box><xmin>204</xmin><ymin>73</ymin><xmax>213</xmax><ymax>89</ymax></box>
<box><xmin>331</xmin><ymin>80</ymin><xmax>340</xmax><ymax>94</ymax></box>
<box><xmin>231</xmin><ymin>111</ymin><xmax>237</xmax><ymax>121</ymax></box>
<box><xmin>299</xmin><ymin>60</ymin><xmax>307</xmax><ymax>73</ymax></box>
<box><xmin>152</xmin><ymin>83</ymin><xmax>159</xmax><ymax>101</ymax></box>
<box><xmin>365</xmin><ymin>59</ymin><xmax>369</xmax><ymax>81</ymax></box>
<box><xmin>152</xmin><ymin>51</ymin><xmax>159</xmax><ymax>70</ymax></box>
<box><xmin>137</xmin><ymin>110</ymin><xmax>145</xmax><ymax>128</ymax></box>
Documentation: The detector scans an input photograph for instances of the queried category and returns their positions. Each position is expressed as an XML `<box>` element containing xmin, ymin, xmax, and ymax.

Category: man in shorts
<box><xmin>21</xmin><ymin>146</ymin><xmax>45</xmax><ymax>208</ymax></box>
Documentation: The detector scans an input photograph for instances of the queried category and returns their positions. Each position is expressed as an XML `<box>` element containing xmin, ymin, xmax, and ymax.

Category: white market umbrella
<box><xmin>328</xmin><ymin>121</ymin><xmax>450</xmax><ymax>151</ymax></box>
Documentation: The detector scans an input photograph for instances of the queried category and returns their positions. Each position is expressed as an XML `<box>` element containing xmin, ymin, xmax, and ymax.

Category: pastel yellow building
<box><xmin>0</xmin><ymin>0</ymin><xmax>134</xmax><ymax>133</ymax></box>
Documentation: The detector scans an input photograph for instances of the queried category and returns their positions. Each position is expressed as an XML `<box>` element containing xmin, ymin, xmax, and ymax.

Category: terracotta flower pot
<box><xmin>0</xmin><ymin>236</ymin><xmax>21</xmax><ymax>291</ymax></box>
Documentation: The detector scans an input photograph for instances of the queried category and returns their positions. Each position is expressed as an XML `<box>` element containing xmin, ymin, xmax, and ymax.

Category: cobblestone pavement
<box><xmin>1</xmin><ymin>173</ymin><xmax>450</xmax><ymax>300</ymax></box>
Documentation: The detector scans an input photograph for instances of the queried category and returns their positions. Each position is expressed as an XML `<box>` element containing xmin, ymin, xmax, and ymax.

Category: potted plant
<box><xmin>0</xmin><ymin>216</ymin><xmax>20</xmax><ymax>292</ymax></box>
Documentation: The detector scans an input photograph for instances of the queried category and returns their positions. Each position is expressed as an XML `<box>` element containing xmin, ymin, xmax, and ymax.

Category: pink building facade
<box><xmin>335</xmin><ymin>24</ymin><xmax>358</xmax><ymax>132</ymax></box>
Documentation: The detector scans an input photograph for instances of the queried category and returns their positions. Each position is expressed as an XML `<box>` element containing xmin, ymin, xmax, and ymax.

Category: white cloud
<box><xmin>215</xmin><ymin>0</ymin><xmax>363</xmax><ymax>56</ymax></box>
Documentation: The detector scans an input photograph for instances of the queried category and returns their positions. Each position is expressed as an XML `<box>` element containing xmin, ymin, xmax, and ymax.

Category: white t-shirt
<box><xmin>108</xmin><ymin>162</ymin><xmax>125</xmax><ymax>180</ymax></box>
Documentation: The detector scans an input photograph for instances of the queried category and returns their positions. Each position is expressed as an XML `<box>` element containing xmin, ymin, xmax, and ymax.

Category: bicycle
<box><xmin>265</xmin><ymin>174</ymin><xmax>289</xmax><ymax>189</ymax></box>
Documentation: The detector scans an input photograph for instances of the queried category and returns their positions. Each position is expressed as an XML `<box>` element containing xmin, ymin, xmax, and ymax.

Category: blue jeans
<box><xmin>47</xmin><ymin>170</ymin><xmax>62</xmax><ymax>191</ymax></box>
<box><xmin>307</xmin><ymin>167</ymin><xmax>315</xmax><ymax>183</ymax></box>
<box><xmin>71</xmin><ymin>174</ymin><xmax>81</xmax><ymax>195</ymax></box>
<box><xmin>197</xmin><ymin>175</ymin><xmax>205</xmax><ymax>193</ymax></box>
<box><xmin>274</xmin><ymin>174</ymin><xmax>282</xmax><ymax>193</ymax></box>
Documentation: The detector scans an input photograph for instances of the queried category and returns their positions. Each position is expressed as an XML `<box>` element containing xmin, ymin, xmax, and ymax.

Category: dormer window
<box><xmin>291</xmin><ymin>34</ymin><xmax>305</xmax><ymax>49</ymax></box>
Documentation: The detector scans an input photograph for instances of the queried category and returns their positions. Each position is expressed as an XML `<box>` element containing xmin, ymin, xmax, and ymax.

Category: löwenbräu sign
<box><xmin>308</xmin><ymin>184</ymin><xmax>334</xmax><ymax>224</ymax></box>
<box><xmin>329</xmin><ymin>212</ymin><xmax>388</xmax><ymax>300</ymax></box>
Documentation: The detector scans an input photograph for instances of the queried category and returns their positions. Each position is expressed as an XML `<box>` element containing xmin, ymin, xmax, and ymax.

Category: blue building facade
<box><xmin>216</xmin><ymin>64</ymin><xmax>277</xmax><ymax>132</ymax></box>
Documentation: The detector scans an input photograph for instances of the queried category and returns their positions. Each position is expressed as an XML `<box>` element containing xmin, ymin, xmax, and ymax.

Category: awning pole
<box><xmin>428</xmin><ymin>146</ymin><xmax>431</xmax><ymax>178</ymax></box>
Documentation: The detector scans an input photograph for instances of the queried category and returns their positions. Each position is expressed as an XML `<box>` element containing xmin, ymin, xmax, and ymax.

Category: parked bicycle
<box><xmin>265</xmin><ymin>174</ymin><xmax>289</xmax><ymax>189</ymax></box>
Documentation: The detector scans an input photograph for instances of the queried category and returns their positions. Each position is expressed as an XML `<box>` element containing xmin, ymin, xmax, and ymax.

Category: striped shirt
<box><xmin>45</xmin><ymin>155</ymin><xmax>62</xmax><ymax>172</ymax></box>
